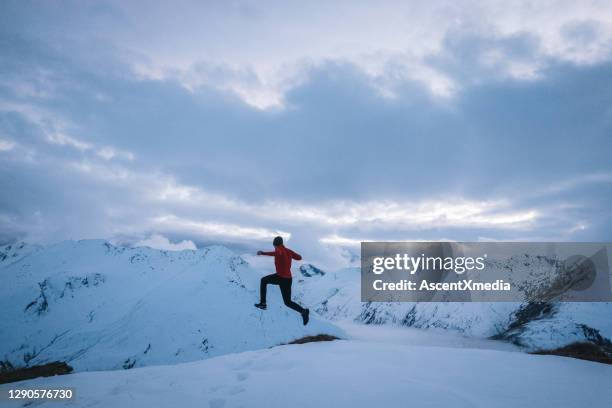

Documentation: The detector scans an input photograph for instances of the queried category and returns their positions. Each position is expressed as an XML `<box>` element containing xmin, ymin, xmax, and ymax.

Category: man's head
<box><xmin>273</xmin><ymin>236</ymin><xmax>283</xmax><ymax>247</ymax></box>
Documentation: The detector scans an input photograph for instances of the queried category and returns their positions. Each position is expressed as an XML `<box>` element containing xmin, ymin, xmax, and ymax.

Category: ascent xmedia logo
<box><xmin>361</xmin><ymin>242</ymin><xmax>612</xmax><ymax>303</ymax></box>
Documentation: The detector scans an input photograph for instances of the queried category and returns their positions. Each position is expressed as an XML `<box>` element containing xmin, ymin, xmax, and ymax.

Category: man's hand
<box><xmin>257</xmin><ymin>250</ymin><xmax>263</xmax><ymax>255</ymax></box>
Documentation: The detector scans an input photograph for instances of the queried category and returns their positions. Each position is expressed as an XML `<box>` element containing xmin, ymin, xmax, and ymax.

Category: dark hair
<box><xmin>273</xmin><ymin>236</ymin><xmax>283</xmax><ymax>246</ymax></box>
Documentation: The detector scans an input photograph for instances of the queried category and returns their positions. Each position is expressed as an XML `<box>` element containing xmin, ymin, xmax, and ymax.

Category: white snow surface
<box><xmin>1</xmin><ymin>323</ymin><xmax>610</xmax><ymax>408</ymax></box>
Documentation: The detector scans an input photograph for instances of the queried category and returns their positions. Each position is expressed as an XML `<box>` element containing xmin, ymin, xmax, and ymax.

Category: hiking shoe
<box><xmin>254</xmin><ymin>303</ymin><xmax>267</xmax><ymax>310</ymax></box>
<box><xmin>301</xmin><ymin>308</ymin><xmax>310</xmax><ymax>325</ymax></box>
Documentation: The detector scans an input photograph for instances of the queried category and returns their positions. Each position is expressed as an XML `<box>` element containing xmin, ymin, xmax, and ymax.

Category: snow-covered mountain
<box><xmin>0</xmin><ymin>240</ymin><xmax>342</xmax><ymax>372</ymax></box>
<box><xmin>2</xmin><ymin>239</ymin><xmax>610</xmax><ymax>377</ymax></box>
<box><xmin>293</xmin><ymin>266</ymin><xmax>612</xmax><ymax>352</ymax></box>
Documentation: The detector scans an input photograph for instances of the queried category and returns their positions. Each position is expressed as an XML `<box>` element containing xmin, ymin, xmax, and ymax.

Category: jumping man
<box><xmin>254</xmin><ymin>236</ymin><xmax>310</xmax><ymax>325</ymax></box>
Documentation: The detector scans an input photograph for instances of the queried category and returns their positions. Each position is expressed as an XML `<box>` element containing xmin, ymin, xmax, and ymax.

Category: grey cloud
<box><xmin>2</xmin><ymin>2</ymin><xmax>612</xmax><ymax>270</ymax></box>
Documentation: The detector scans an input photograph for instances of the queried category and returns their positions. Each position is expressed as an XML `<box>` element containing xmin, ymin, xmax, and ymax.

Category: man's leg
<box><xmin>259</xmin><ymin>273</ymin><xmax>280</xmax><ymax>304</ymax></box>
<box><xmin>278</xmin><ymin>278</ymin><xmax>306</xmax><ymax>314</ymax></box>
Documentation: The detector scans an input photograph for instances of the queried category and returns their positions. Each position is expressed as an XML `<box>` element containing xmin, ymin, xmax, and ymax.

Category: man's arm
<box><xmin>288</xmin><ymin>249</ymin><xmax>302</xmax><ymax>260</ymax></box>
<box><xmin>257</xmin><ymin>250</ymin><xmax>275</xmax><ymax>256</ymax></box>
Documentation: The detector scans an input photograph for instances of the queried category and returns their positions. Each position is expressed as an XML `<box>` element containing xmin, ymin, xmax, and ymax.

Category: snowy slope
<box><xmin>0</xmin><ymin>242</ymin><xmax>42</xmax><ymax>267</ymax></box>
<box><xmin>293</xmin><ymin>267</ymin><xmax>612</xmax><ymax>351</ymax></box>
<box><xmin>496</xmin><ymin>301</ymin><xmax>612</xmax><ymax>350</ymax></box>
<box><xmin>294</xmin><ymin>267</ymin><xmax>362</xmax><ymax>321</ymax></box>
<box><xmin>0</xmin><ymin>240</ymin><xmax>342</xmax><ymax>372</ymax></box>
<box><xmin>2</xmin><ymin>325</ymin><xmax>610</xmax><ymax>408</ymax></box>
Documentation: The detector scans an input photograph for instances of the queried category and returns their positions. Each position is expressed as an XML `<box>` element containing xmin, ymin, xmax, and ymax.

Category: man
<box><xmin>254</xmin><ymin>236</ymin><xmax>310</xmax><ymax>325</ymax></box>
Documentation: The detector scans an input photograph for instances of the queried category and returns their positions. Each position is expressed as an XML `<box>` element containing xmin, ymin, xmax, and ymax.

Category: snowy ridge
<box><xmin>0</xmin><ymin>242</ymin><xmax>42</xmax><ymax>269</ymax></box>
<box><xmin>0</xmin><ymin>240</ymin><xmax>342</xmax><ymax>372</ymax></box>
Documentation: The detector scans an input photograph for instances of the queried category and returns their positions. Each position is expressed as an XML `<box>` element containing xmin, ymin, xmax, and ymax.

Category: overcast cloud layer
<box><xmin>1</xmin><ymin>0</ymin><xmax>612</xmax><ymax>269</ymax></box>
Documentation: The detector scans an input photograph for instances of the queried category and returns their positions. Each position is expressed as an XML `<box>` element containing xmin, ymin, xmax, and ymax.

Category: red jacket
<box><xmin>261</xmin><ymin>245</ymin><xmax>302</xmax><ymax>278</ymax></box>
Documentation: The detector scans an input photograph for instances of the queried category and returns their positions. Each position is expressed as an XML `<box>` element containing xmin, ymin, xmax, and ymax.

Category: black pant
<box><xmin>260</xmin><ymin>274</ymin><xmax>305</xmax><ymax>314</ymax></box>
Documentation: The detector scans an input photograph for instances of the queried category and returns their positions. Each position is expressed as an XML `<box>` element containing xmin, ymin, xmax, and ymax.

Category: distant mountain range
<box><xmin>1</xmin><ymin>240</ymin><xmax>611</xmax><ymax>374</ymax></box>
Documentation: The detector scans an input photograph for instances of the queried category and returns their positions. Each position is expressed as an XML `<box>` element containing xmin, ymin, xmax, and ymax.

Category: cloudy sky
<box><xmin>1</xmin><ymin>0</ymin><xmax>612</xmax><ymax>269</ymax></box>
